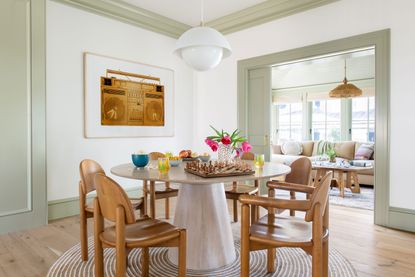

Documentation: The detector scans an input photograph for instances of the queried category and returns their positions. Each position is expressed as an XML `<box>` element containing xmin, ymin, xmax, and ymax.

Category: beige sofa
<box><xmin>272</xmin><ymin>141</ymin><xmax>374</xmax><ymax>186</ymax></box>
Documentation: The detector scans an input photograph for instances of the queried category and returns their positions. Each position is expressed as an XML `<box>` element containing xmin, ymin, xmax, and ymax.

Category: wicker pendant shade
<box><xmin>329</xmin><ymin>60</ymin><xmax>362</xmax><ymax>98</ymax></box>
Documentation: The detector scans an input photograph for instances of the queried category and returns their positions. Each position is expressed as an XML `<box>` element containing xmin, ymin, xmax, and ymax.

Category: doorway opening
<box><xmin>271</xmin><ymin>47</ymin><xmax>375</xmax><ymax>211</ymax></box>
<box><xmin>237</xmin><ymin>30</ymin><xmax>390</xmax><ymax>227</ymax></box>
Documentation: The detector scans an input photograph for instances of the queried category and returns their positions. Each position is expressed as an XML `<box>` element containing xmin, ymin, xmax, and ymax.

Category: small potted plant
<box><xmin>326</xmin><ymin>146</ymin><xmax>336</xmax><ymax>163</ymax></box>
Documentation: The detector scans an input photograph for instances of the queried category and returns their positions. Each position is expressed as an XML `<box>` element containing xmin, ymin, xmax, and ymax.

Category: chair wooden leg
<box><xmin>80</xmin><ymin>211</ymin><xmax>88</xmax><ymax>261</ymax></box>
<box><xmin>139</xmin><ymin>205</ymin><xmax>144</xmax><ymax>218</ymax></box>
<box><xmin>178</xmin><ymin>230</ymin><xmax>187</xmax><ymax>277</ymax></box>
<box><xmin>312</xmin><ymin>204</ymin><xmax>323</xmax><ymax>277</ymax></box>
<box><xmin>141</xmin><ymin>247</ymin><xmax>150</xmax><ymax>277</ymax></box>
<box><xmin>93</xmin><ymin>199</ymin><xmax>104</xmax><ymax>277</ymax></box>
<box><xmin>165</xmin><ymin>198</ymin><xmax>170</xmax><ymax>219</ymax></box>
<box><xmin>150</xmin><ymin>181</ymin><xmax>156</xmax><ymax>219</ymax></box>
<box><xmin>312</xmin><ymin>244</ymin><xmax>323</xmax><ymax>277</ymax></box>
<box><xmin>323</xmin><ymin>239</ymin><xmax>329</xmax><ymax>277</ymax></box>
<box><xmin>233</xmin><ymin>199</ymin><xmax>238</xmax><ymax>222</ymax></box>
<box><xmin>142</xmin><ymin>180</ymin><xmax>148</xmax><ymax>216</ymax></box>
<box><xmin>94</xmin><ymin>239</ymin><xmax>104</xmax><ymax>277</ymax></box>
<box><xmin>289</xmin><ymin>191</ymin><xmax>295</xmax><ymax>216</ymax></box>
<box><xmin>267</xmin><ymin>248</ymin><xmax>276</xmax><ymax>272</ymax></box>
<box><xmin>241</xmin><ymin>204</ymin><xmax>250</xmax><ymax>277</ymax></box>
<box><xmin>116</xmin><ymin>246</ymin><xmax>127</xmax><ymax>277</ymax></box>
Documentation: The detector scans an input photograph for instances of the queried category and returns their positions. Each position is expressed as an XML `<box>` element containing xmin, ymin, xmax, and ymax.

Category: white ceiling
<box><xmin>272</xmin><ymin>49</ymin><xmax>375</xmax><ymax>89</ymax></box>
<box><xmin>120</xmin><ymin>0</ymin><xmax>267</xmax><ymax>26</ymax></box>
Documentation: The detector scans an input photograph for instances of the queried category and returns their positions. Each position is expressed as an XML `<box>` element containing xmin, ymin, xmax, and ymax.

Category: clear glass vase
<box><xmin>218</xmin><ymin>144</ymin><xmax>234</xmax><ymax>163</ymax></box>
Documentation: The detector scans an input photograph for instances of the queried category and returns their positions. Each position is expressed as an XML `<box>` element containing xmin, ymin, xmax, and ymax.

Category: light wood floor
<box><xmin>0</xmin><ymin>200</ymin><xmax>414</xmax><ymax>277</ymax></box>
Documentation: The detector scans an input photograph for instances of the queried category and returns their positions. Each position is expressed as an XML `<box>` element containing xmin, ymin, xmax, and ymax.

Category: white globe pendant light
<box><xmin>174</xmin><ymin>1</ymin><xmax>232</xmax><ymax>71</ymax></box>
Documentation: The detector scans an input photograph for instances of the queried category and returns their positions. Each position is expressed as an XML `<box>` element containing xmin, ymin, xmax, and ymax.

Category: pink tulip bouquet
<box><xmin>205</xmin><ymin>126</ymin><xmax>252</xmax><ymax>159</ymax></box>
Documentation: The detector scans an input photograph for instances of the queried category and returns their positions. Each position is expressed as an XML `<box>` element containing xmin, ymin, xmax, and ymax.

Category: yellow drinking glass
<box><xmin>158</xmin><ymin>157</ymin><xmax>170</xmax><ymax>174</ymax></box>
<box><xmin>254</xmin><ymin>154</ymin><xmax>265</xmax><ymax>169</ymax></box>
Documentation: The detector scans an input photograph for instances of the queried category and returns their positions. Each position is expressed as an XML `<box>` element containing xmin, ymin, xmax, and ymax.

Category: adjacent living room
<box><xmin>271</xmin><ymin>47</ymin><xmax>375</xmax><ymax>210</ymax></box>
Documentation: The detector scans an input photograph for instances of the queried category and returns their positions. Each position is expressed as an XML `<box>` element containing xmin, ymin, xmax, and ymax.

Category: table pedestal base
<box><xmin>168</xmin><ymin>183</ymin><xmax>236</xmax><ymax>270</ymax></box>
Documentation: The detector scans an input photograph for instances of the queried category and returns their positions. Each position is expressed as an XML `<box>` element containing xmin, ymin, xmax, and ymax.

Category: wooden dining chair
<box><xmin>147</xmin><ymin>152</ymin><xmax>179</xmax><ymax>219</ymax></box>
<box><xmin>225</xmin><ymin>152</ymin><xmax>257</xmax><ymax>222</ymax></box>
<box><xmin>271</xmin><ymin>157</ymin><xmax>312</xmax><ymax>216</ymax></box>
<box><xmin>239</xmin><ymin>171</ymin><xmax>332</xmax><ymax>277</ymax></box>
<box><xmin>79</xmin><ymin>159</ymin><xmax>144</xmax><ymax>261</ymax></box>
<box><xmin>93</xmin><ymin>173</ymin><xmax>186</xmax><ymax>277</ymax></box>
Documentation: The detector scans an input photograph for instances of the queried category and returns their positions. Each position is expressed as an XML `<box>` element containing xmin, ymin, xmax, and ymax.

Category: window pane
<box><xmin>277</xmin><ymin>104</ymin><xmax>290</xmax><ymax>124</ymax></box>
<box><xmin>352</xmin><ymin>121</ymin><xmax>368</xmax><ymax>142</ymax></box>
<box><xmin>312</xmin><ymin>123</ymin><xmax>325</xmax><ymax>141</ymax></box>
<box><xmin>352</xmin><ymin>97</ymin><xmax>368</xmax><ymax>121</ymax></box>
<box><xmin>278</xmin><ymin>127</ymin><xmax>290</xmax><ymax>142</ymax></box>
<box><xmin>351</xmin><ymin>97</ymin><xmax>375</xmax><ymax>142</ymax></box>
<box><xmin>368</xmin><ymin>122</ymin><xmax>375</xmax><ymax>142</ymax></box>
<box><xmin>291</xmin><ymin>123</ymin><xmax>302</xmax><ymax>141</ymax></box>
<box><xmin>311</xmin><ymin>99</ymin><xmax>340</xmax><ymax>142</ymax></box>
<box><xmin>277</xmin><ymin>103</ymin><xmax>303</xmax><ymax>142</ymax></box>
<box><xmin>369</xmin><ymin>97</ymin><xmax>375</xmax><ymax>121</ymax></box>
<box><xmin>312</xmin><ymin>100</ymin><xmax>325</xmax><ymax>122</ymax></box>
<box><xmin>291</xmin><ymin>103</ymin><xmax>302</xmax><ymax>124</ymax></box>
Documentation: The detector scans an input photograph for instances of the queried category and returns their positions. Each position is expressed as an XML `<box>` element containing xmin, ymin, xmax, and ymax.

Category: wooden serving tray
<box><xmin>184</xmin><ymin>168</ymin><xmax>255</xmax><ymax>178</ymax></box>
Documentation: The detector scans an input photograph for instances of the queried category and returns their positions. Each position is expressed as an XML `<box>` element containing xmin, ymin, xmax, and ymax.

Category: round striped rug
<box><xmin>47</xmin><ymin>238</ymin><xmax>357</xmax><ymax>276</ymax></box>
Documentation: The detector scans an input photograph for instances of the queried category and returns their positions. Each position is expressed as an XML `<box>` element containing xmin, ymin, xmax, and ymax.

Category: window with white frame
<box><xmin>273</xmin><ymin>92</ymin><xmax>375</xmax><ymax>143</ymax></box>
<box><xmin>311</xmin><ymin>99</ymin><xmax>341</xmax><ymax>142</ymax></box>
<box><xmin>351</xmin><ymin>97</ymin><xmax>375</xmax><ymax>142</ymax></box>
<box><xmin>275</xmin><ymin>102</ymin><xmax>303</xmax><ymax>142</ymax></box>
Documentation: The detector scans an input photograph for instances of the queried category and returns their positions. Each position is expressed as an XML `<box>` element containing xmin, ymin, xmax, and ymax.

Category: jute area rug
<box><xmin>47</xmin><ymin>237</ymin><xmax>357</xmax><ymax>277</ymax></box>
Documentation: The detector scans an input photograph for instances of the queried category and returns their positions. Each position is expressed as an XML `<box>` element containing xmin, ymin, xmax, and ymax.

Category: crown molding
<box><xmin>52</xmin><ymin>0</ymin><xmax>338</xmax><ymax>38</ymax></box>
<box><xmin>206</xmin><ymin>0</ymin><xmax>340</xmax><ymax>34</ymax></box>
<box><xmin>52</xmin><ymin>0</ymin><xmax>191</xmax><ymax>38</ymax></box>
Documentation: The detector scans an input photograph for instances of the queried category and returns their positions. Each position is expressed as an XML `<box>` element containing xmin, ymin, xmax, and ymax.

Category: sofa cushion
<box><xmin>272</xmin><ymin>144</ymin><xmax>282</xmax><ymax>154</ymax></box>
<box><xmin>301</xmin><ymin>141</ymin><xmax>314</xmax><ymax>157</ymax></box>
<box><xmin>281</xmin><ymin>141</ymin><xmax>303</xmax><ymax>155</ymax></box>
<box><xmin>355</xmin><ymin>144</ymin><xmax>375</xmax><ymax>160</ymax></box>
<box><xmin>355</xmin><ymin>142</ymin><xmax>375</xmax><ymax>160</ymax></box>
<box><xmin>312</xmin><ymin>140</ymin><xmax>334</xmax><ymax>156</ymax></box>
<box><xmin>334</xmin><ymin>141</ymin><xmax>356</xmax><ymax>160</ymax></box>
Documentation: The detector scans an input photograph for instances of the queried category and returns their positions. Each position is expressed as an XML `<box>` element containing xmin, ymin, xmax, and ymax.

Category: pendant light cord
<box><xmin>344</xmin><ymin>59</ymin><xmax>347</xmax><ymax>77</ymax></box>
<box><xmin>200</xmin><ymin>0</ymin><xmax>204</xmax><ymax>26</ymax></box>
<box><xmin>343</xmin><ymin>59</ymin><xmax>347</xmax><ymax>83</ymax></box>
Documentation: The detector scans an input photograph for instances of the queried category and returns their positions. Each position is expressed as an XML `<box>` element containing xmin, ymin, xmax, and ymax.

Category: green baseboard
<box><xmin>388</xmin><ymin>207</ymin><xmax>415</xmax><ymax>233</ymax></box>
<box><xmin>48</xmin><ymin>188</ymin><xmax>142</xmax><ymax>221</ymax></box>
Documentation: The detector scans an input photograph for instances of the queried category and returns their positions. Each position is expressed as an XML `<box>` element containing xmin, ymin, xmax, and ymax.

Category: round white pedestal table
<box><xmin>111</xmin><ymin>162</ymin><xmax>291</xmax><ymax>270</ymax></box>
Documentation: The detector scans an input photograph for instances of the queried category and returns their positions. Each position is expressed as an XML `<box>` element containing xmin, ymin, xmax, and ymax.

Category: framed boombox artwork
<box><xmin>84</xmin><ymin>52</ymin><xmax>174</xmax><ymax>138</ymax></box>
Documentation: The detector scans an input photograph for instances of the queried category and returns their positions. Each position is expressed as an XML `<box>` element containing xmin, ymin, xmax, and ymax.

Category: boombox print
<box><xmin>100</xmin><ymin>69</ymin><xmax>164</xmax><ymax>126</ymax></box>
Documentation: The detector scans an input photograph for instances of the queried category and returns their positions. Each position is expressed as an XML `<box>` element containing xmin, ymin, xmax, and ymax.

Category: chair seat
<box><xmin>225</xmin><ymin>184</ymin><xmax>258</xmax><ymax>195</ymax></box>
<box><xmin>85</xmin><ymin>197</ymin><xmax>144</xmax><ymax>213</ymax></box>
<box><xmin>250</xmin><ymin>214</ymin><xmax>319</xmax><ymax>246</ymax></box>
<box><xmin>100</xmin><ymin>217</ymin><xmax>179</xmax><ymax>247</ymax></box>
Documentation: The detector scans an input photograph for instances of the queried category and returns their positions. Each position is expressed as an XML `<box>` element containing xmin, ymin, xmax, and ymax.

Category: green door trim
<box><xmin>0</xmin><ymin>0</ymin><xmax>47</xmax><ymax>234</ymax></box>
<box><xmin>237</xmin><ymin>29</ymin><xmax>399</xmax><ymax>229</ymax></box>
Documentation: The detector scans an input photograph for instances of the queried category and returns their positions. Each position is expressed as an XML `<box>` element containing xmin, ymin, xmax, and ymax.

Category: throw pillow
<box><xmin>355</xmin><ymin>144</ymin><xmax>374</xmax><ymax>160</ymax></box>
<box><xmin>281</xmin><ymin>141</ymin><xmax>303</xmax><ymax>155</ymax></box>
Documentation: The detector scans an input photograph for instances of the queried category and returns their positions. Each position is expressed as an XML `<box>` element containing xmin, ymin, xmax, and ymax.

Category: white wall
<box><xmin>194</xmin><ymin>0</ymin><xmax>415</xmax><ymax>210</ymax></box>
<box><xmin>47</xmin><ymin>1</ymin><xmax>194</xmax><ymax>201</ymax></box>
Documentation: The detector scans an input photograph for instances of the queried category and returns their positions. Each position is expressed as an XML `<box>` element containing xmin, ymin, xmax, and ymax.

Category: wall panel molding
<box><xmin>0</xmin><ymin>0</ymin><xmax>47</xmax><ymax>234</ymax></box>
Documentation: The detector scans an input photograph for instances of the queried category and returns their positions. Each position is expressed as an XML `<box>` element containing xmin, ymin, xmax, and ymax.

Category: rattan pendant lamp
<box><xmin>329</xmin><ymin>59</ymin><xmax>362</xmax><ymax>98</ymax></box>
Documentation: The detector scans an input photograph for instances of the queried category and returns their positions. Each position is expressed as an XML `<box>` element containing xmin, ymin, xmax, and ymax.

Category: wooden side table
<box><xmin>312</xmin><ymin>163</ymin><xmax>373</xmax><ymax>197</ymax></box>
